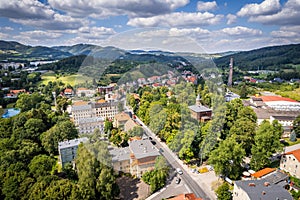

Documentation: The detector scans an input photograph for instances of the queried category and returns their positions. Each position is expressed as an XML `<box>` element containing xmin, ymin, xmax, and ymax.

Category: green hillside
<box><xmin>215</xmin><ymin>43</ymin><xmax>300</xmax><ymax>70</ymax></box>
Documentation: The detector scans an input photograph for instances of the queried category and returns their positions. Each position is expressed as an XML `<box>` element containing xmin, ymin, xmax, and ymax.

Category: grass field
<box><xmin>277</xmin><ymin>87</ymin><xmax>300</xmax><ymax>101</ymax></box>
<box><xmin>40</xmin><ymin>72</ymin><xmax>92</xmax><ymax>86</ymax></box>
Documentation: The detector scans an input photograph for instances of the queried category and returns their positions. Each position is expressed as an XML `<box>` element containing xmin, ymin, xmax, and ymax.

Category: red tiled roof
<box><xmin>64</xmin><ymin>88</ymin><xmax>73</xmax><ymax>93</ymax></box>
<box><xmin>251</xmin><ymin>168</ymin><xmax>276</xmax><ymax>178</ymax></box>
<box><xmin>168</xmin><ymin>193</ymin><xmax>202</xmax><ymax>200</ymax></box>
<box><xmin>286</xmin><ymin>149</ymin><xmax>300</xmax><ymax>162</ymax></box>
<box><xmin>10</xmin><ymin>89</ymin><xmax>26</xmax><ymax>94</ymax></box>
<box><xmin>260</xmin><ymin>96</ymin><xmax>298</xmax><ymax>103</ymax></box>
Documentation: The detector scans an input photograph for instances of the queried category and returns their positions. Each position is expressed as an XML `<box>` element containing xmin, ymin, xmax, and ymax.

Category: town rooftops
<box><xmin>235</xmin><ymin>179</ymin><xmax>292</xmax><ymax>200</ymax></box>
<box><xmin>110</xmin><ymin>147</ymin><xmax>130</xmax><ymax>162</ymax></box>
<box><xmin>188</xmin><ymin>105</ymin><xmax>212</xmax><ymax>113</ymax></box>
<box><xmin>252</xmin><ymin>168</ymin><xmax>276</xmax><ymax>178</ymax></box>
<box><xmin>285</xmin><ymin>149</ymin><xmax>300</xmax><ymax>162</ymax></box>
<box><xmin>263</xmin><ymin>170</ymin><xmax>289</xmax><ymax>185</ymax></box>
<box><xmin>58</xmin><ymin>137</ymin><xmax>88</xmax><ymax>149</ymax></box>
<box><xmin>129</xmin><ymin>139</ymin><xmax>160</xmax><ymax>160</ymax></box>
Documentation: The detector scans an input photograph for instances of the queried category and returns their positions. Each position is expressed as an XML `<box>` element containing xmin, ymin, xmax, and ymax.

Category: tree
<box><xmin>229</xmin><ymin>118</ymin><xmax>256</xmax><ymax>155</ymax></box>
<box><xmin>208</xmin><ymin>135</ymin><xmax>246</xmax><ymax>180</ymax></box>
<box><xmin>293</xmin><ymin>115</ymin><xmax>300</xmax><ymax>137</ymax></box>
<box><xmin>41</xmin><ymin>120</ymin><xmax>78</xmax><ymax>155</ymax></box>
<box><xmin>15</xmin><ymin>92</ymin><xmax>44</xmax><ymax>112</ymax></box>
<box><xmin>29</xmin><ymin>155</ymin><xmax>56</xmax><ymax>178</ymax></box>
<box><xmin>44</xmin><ymin>179</ymin><xmax>77</xmax><ymax>200</ymax></box>
<box><xmin>250</xmin><ymin>120</ymin><xmax>282</xmax><ymax>171</ymax></box>
<box><xmin>128</xmin><ymin>126</ymin><xmax>144</xmax><ymax>137</ymax></box>
<box><xmin>23</xmin><ymin>118</ymin><xmax>46</xmax><ymax>142</ymax></box>
<box><xmin>104</xmin><ymin>119</ymin><xmax>113</xmax><ymax>134</ymax></box>
<box><xmin>96</xmin><ymin>167</ymin><xmax>119</xmax><ymax>199</ymax></box>
<box><xmin>215</xmin><ymin>182</ymin><xmax>232</xmax><ymax>200</ymax></box>
<box><xmin>290</xmin><ymin>130</ymin><xmax>297</xmax><ymax>142</ymax></box>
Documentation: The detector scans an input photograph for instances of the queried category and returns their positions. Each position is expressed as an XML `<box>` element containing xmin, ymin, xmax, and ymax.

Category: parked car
<box><xmin>176</xmin><ymin>168</ymin><xmax>183</xmax><ymax>175</ymax></box>
<box><xmin>175</xmin><ymin>178</ymin><xmax>181</xmax><ymax>184</ymax></box>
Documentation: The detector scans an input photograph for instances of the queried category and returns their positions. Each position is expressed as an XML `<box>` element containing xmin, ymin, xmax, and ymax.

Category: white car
<box><xmin>176</xmin><ymin>168</ymin><xmax>183</xmax><ymax>175</ymax></box>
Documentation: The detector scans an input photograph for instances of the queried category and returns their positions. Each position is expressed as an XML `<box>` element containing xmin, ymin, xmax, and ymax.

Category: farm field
<box><xmin>40</xmin><ymin>72</ymin><xmax>92</xmax><ymax>86</ymax></box>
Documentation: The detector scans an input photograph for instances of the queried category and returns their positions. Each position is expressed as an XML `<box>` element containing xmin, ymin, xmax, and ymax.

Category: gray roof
<box><xmin>78</xmin><ymin>117</ymin><xmax>104</xmax><ymax>124</ymax></box>
<box><xmin>129</xmin><ymin>139</ymin><xmax>160</xmax><ymax>159</ymax></box>
<box><xmin>235</xmin><ymin>179</ymin><xmax>292</xmax><ymax>200</ymax></box>
<box><xmin>109</xmin><ymin>147</ymin><xmax>130</xmax><ymax>162</ymax></box>
<box><xmin>188</xmin><ymin>105</ymin><xmax>212</xmax><ymax>113</ymax></box>
<box><xmin>58</xmin><ymin>137</ymin><xmax>88</xmax><ymax>149</ymax></box>
<box><xmin>71</xmin><ymin>104</ymin><xmax>92</xmax><ymax>111</ymax></box>
<box><xmin>271</xmin><ymin>115</ymin><xmax>296</xmax><ymax>121</ymax></box>
<box><xmin>263</xmin><ymin>171</ymin><xmax>289</xmax><ymax>184</ymax></box>
<box><xmin>91</xmin><ymin>101</ymin><xmax>118</xmax><ymax>108</ymax></box>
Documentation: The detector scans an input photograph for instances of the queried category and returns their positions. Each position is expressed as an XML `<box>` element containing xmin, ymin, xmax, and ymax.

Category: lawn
<box><xmin>40</xmin><ymin>72</ymin><xmax>92</xmax><ymax>86</ymax></box>
<box><xmin>277</xmin><ymin>87</ymin><xmax>300</xmax><ymax>101</ymax></box>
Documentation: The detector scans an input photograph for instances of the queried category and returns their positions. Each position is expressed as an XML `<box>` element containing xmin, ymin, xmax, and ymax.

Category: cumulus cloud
<box><xmin>226</xmin><ymin>14</ymin><xmax>237</xmax><ymax>25</ymax></box>
<box><xmin>197</xmin><ymin>1</ymin><xmax>217</xmax><ymax>11</ymax></box>
<box><xmin>0</xmin><ymin>26</ymin><xmax>14</xmax><ymax>31</ymax></box>
<box><xmin>77</xmin><ymin>26</ymin><xmax>116</xmax><ymax>39</ymax></box>
<box><xmin>48</xmin><ymin>0</ymin><xmax>189</xmax><ymax>18</ymax></box>
<box><xmin>220</xmin><ymin>26</ymin><xmax>262</xmax><ymax>36</ymax></box>
<box><xmin>17</xmin><ymin>30</ymin><xmax>62</xmax><ymax>39</ymax></box>
<box><xmin>237</xmin><ymin>0</ymin><xmax>281</xmax><ymax>17</ymax></box>
<box><xmin>271</xmin><ymin>26</ymin><xmax>300</xmax><ymax>40</ymax></box>
<box><xmin>127</xmin><ymin>12</ymin><xmax>223</xmax><ymax>27</ymax></box>
<box><xmin>248</xmin><ymin>0</ymin><xmax>300</xmax><ymax>25</ymax></box>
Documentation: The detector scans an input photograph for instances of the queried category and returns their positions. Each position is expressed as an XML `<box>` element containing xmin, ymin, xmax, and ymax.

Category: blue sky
<box><xmin>0</xmin><ymin>0</ymin><xmax>299</xmax><ymax>53</ymax></box>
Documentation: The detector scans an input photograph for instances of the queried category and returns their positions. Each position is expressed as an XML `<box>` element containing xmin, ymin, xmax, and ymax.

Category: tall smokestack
<box><xmin>228</xmin><ymin>57</ymin><xmax>233</xmax><ymax>87</ymax></box>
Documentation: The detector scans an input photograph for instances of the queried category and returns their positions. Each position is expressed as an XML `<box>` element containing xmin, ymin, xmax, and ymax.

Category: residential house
<box><xmin>58</xmin><ymin>137</ymin><xmax>88</xmax><ymax>167</ymax></box>
<box><xmin>76</xmin><ymin>88</ymin><xmax>95</xmax><ymax>97</ymax></box>
<box><xmin>233</xmin><ymin>180</ymin><xmax>292</xmax><ymax>200</ymax></box>
<box><xmin>280</xmin><ymin>148</ymin><xmax>300</xmax><ymax>179</ymax></box>
<box><xmin>124</xmin><ymin>118</ymin><xmax>138</xmax><ymax>132</ymax></box>
<box><xmin>129</xmin><ymin>139</ymin><xmax>160</xmax><ymax>177</ymax></box>
<box><xmin>6</xmin><ymin>89</ymin><xmax>26</xmax><ymax>98</ymax></box>
<box><xmin>251</xmin><ymin>168</ymin><xmax>289</xmax><ymax>185</ymax></box>
<box><xmin>64</xmin><ymin>88</ymin><xmax>74</xmax><ymax>97</ymax></box>
<box><xmin>113</xmin><ymin>112</ymin><xmax>131</xmax><ymax>129</ymax></box>
<box><xmin>98</xmin><ymin>85</ymin><xmax>114</xmax><ymax>94</ymax></box>
<box><xmin>110</xmin><ymin>146</ymin><xmax>131</xmax><ymax>173</ymax></box>
<box><xmin>188</xmin><ymin>95</ymin><xmax>212</xmax><ymax>122</ymax></box>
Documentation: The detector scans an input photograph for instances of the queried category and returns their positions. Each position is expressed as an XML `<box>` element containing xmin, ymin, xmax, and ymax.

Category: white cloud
<box><xmin>271</xmin><ymin>26</ymin><xmax>300</xmax><ymax>43</ymax></box>
<box><xmin>0</xmin><ymin>26</ymin><xmax>14</xmax><ymax>31</ymax></box>
<box><xmin>0</xmin><ymin>32</ymin><xmax>10</xmax><ymax>40</ymax></box>
<box><xmin>220</xmin><ymin>26</ymin><xmax>262</xmax><ymax>36</ymax></box>
<box><xmin>226</xmin><ymin>14</ymin><xmax>237</xmax><ymax>25</ymax></box>
<box><xmin>248</xmin><ymin>0</ymin><xmax>300</xmax><ymax>25</ymax></box>
<box><xmin>78</xmin><ymin>26</ymin><xmax>116</xmax><ymax>39</ymax></box>
<box><xmin>18</xmin><ymin>30</ymin><xmax>62</xmax><ymax>39</ymax></box>
<box><xmin>127</xmin><ymin>12</ymin><xmax>223</xmax><ymax>27</ymax></box>
<box><xmin>237</xmin><ymin>0</ymin><xmax>281</xmax><ymax>17</ymax></box>
<box><xmin>197</xmin><ymin>1</ymin><xmax>217</xmax><ymax>11</ymax></box>
<box><xmin>48</xmin><ymin>0</ymin><xmax>189</xmax><ymax>18</ymax></box>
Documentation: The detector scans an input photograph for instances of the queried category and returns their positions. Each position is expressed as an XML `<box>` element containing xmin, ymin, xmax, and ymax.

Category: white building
<box><xmin>78</xmin><ymin>117</ymin><xmax>104</xmax><ymax>134</ymax></box>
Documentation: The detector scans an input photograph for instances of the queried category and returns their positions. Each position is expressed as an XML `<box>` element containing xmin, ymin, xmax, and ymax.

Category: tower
<box><xmin>196</xmin><ymin>94</ymin><xmax>202</xmax><ymax>106</ymax></box>
<box><xmin>228</xmin><ymin>57</ymin><xmax>233</xmax><ymax>87</ymax></box>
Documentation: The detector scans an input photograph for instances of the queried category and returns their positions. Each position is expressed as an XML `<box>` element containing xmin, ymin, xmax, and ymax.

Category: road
<box><xmin>134</xmin><ymin>116</ymin><xmax>212</xmax><ymax>199</ymax></box>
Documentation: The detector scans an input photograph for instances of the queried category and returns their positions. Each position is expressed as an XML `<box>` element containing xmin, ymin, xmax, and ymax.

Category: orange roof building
<box><xmin>260</xmin><ymin>96</ymin><xmax>298</xmax><ymax>103</ymax></box>
<box><xmin>281</xmin><ymin>148</ymin><xmax>300</xmax><ymax>178</ymax></box>
<box><xmin>251</xmin><ymin>168</ymin><xmax>276</xmax><ymax>179</ymax></box>
<box><xmin>167</xmin><ymin>193</ymin><xmax>202</xmax><ymax>200</ymax></box>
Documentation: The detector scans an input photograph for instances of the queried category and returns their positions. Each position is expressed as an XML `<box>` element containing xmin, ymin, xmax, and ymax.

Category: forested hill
<box><xmin>214</xmin><ymin>43</ymin><xmax>300</xmax><ymax>70</ymax></box>
<box><xmin>0</xmin><ymin>40</ymin><xmax>72</xmax><ymax>60</ymax></box>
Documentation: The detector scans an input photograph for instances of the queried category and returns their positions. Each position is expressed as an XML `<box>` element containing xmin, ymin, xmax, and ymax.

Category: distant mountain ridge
<box><xmin>1</xmin><ymin>40</ymin><xmax>300</xmax><ymax>71</ymax></box>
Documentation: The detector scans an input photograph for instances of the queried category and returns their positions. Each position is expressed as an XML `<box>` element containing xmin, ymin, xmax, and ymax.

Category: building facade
<box><xmin>78</xmin><ymin>117</ymin><xmax>104</xmax><ymax>134</ymax></box>
<box><xmin>280</xmin><ymin>148</ymin><xmax>300</xmax><ymax>179</ymax></box>
<box><xmin>58</xmin><ymin>137</ymin><xmax>88</xmax><ymax>167</ymax></box>
<box><xmin>188</xmin><ymin>95</ymin><xmax>212</xmax><ymax>122</ymax></box>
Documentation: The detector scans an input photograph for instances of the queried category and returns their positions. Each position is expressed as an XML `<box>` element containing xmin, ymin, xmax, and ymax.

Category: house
<box><xmin>6</xmin><ymin>89</ymin><xmax>26</xmax><ymax>98</ymax></box>
<box><xmin>113</xmin><ymin>112</ymin><xmax>131</xmax><ymax>129</ymax></box>
<box><xmin>167</xmin><ymin>193</ymin><xmax>202</xmax><ymax>200</ymax></box>
<box><xmin>76</xmin><ymin>88</ymin><xmax>95</xmax><ymax>97</ymax></box>
<box><xmin>280</xmin><ymin>148</ymin><xmax>300</xmax><ymax>179</ymax></box>
<box><xmin>97</xmin><ymin>85</ymin><xmax>114</xmax><ymax>94</ymax></box>
<box><xmin>64</xmin><ymin>88</ymin><xmax>74</xmax><ymax>97</ymax></box>
<box><xmin>251</xmin><ymin>168</ymin><xmax>289</xmax><ymax>185</ymax></box>
<box><xmin>77</xmin><ymin>117</ymin><xmax>104</xmax><ymax>134</ymax></box>
<box><xmin>259</xmin><ymin>96</ymin><xmax>300</xmax><ymax>111</ymax></box>
<box><xmin>124</xmin><ymin>118</ymin><xmax>138</xmax><ymax>132</ymax></box>
<box><xmin>58</xmin><ymin>137</ymin><xmax>88</xmax><ymax>167</ymax></box>
<box><xmin>233</xmin><ymin>180</ymin><xmax>292</xmax><ymax>200</ymax></box>
<box><xmin>129</xmin><ymin>139</ymin><xmax>160</xmax><ymax>177</ymax></box>
<box><xmin>188</xmin><ymin>94</ymin><xmax>212</xmax><ymax>122</ymax></box>
<box><xmin>110</xmin><ymin>146</ymin><xmax>131</xmax><ymax>173</ymax></box>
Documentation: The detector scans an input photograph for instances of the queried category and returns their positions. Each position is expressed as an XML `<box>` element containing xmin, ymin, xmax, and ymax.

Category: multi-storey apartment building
<box><xmin>71</xmin><ymin>101</ymin><xmax>118</xmax><ymax>126</ymax></box>
<box><xmin>78</xmin><ymin>117</ymin><xmax>104</xmax><ymax>134</ymax></box>
<box><xmin>58</xmin><ymin>137</ymin><xmax>88</xmax><ymax>167</ymax></box>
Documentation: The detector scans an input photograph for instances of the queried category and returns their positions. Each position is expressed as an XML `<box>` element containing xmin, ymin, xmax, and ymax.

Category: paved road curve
<box><xmin>134</xmin><ymin>117</ymin><xmax>211</xmax><ymax>199</ymax></box>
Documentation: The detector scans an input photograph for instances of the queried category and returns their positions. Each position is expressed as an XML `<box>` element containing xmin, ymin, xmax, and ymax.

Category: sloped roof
<box><xmin>252</xmin><ymin>168</ymin><xmax>276</xmax><ymax>178</ymax></box>
<box><xmin>167</xmin><ymin>193</ymin><xmax>202</xmax><ymax>200</ymax></box>
<box><xmin>285</xmin><ymin>149</ymin><xmax>300</xmax><ymax>162</ymax></box>
<box><xmin>114</xmin><ymin>112</ymin><xmax>131</xmax><ymax>122</ymax></box>
<box><xmin>260</xmin><ymin>96</ymin><xmax>298</xmax><ymax>103</ymax></box>
<box><xmin>188</xmin><ymin>105</ymin><xmax>212</xmax><ymax>113</ymax></box>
